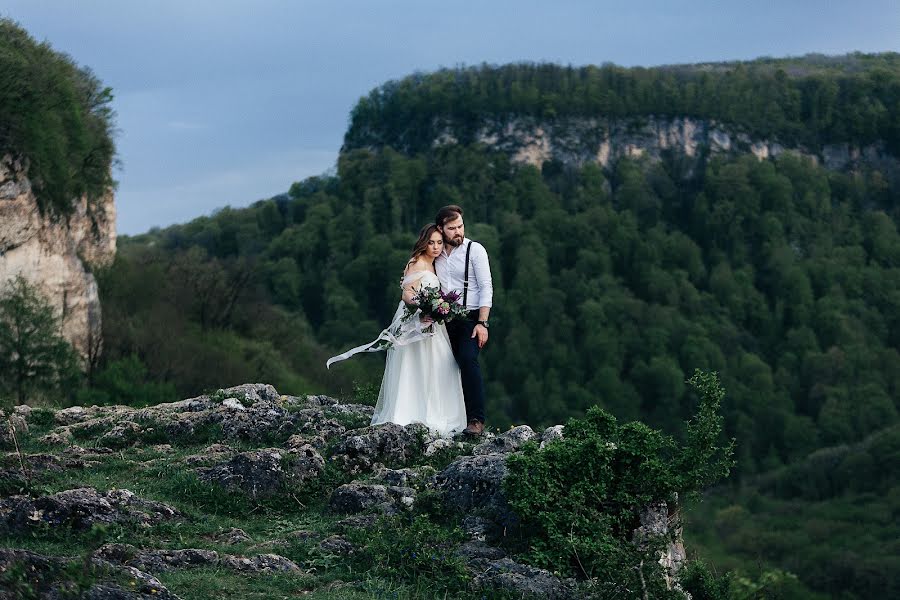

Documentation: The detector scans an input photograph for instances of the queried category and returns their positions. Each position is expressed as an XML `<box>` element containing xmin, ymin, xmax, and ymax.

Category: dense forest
<box><xmin>345</xmin><ymin>56</ymin><xmax>900</xmax><ymax>156</ymax></box>
<box><xmin>2</xmin><ymin>32</ymin><xmax>898</xmax><ymax>598</ymax></box>
<box><xmin>0</xmin><ymin>18</ymin><xmax>116</xmax><ymax>215</ymax></box>
<box><xmin>99</xmin><ymin>148</ymin><xmax>900</xmax><ymax>597</ymax></box>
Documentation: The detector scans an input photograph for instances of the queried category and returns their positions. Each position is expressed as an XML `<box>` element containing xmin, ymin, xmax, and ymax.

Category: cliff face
<box><xmin>428</xmin><ymin>115</ymin><xmax>897</xmax><ymax>174</ymax></box>
<box><xmin>0</xmin><ymin>154</ymin><xmax>116</xmax><ymax>362</ymax></box>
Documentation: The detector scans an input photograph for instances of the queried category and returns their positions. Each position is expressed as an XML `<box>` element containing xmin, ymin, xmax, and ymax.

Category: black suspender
<box><xmin>462</xmin><ymin>241</ymin><xmax>473</xmax><ymax>308</ymax></box>
<box><xmin>436</xmin><ymin>240</ymin><xmax>476</xmax><ymax>308</ymax></box>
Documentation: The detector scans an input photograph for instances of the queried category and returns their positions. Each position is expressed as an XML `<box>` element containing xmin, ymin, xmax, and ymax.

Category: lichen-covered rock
<box><xmin>540</xmin><ymin>425</ymin><xmax>565</xmax><ymax>447</ymax></box>
<box><xmin>196</xmin><ymin>446</ymin><xmax>324</xmax><ymax>499</ymax></box>
<box><xmin>434</xmin><ymin>454</ymin><xmax>517</xmax><ymax>540</ymax></box>
<box><xmin>456</xmin><ymin>540</ymin><xmax>507</xmax><ymax>561</ymax></box>
<box><xmin>135</xmin><ymin>548</ymin><xmax>217</xmax><ymax>572</ymax></box>
<box><xmin>336</xmin><ymin>513</ymin><xmax>379</xmax><ymax>530</ymax></box>
<box><xmin>213</xmin><ymin>399</ymin><xmax>289</xmax><ymax>441</ymax></box>
<box><xmin>212</xmin><ymin>527</ymin><xmax>253</xmax><ymax>545</ymax></box>
<box><xmin>634</xmin><ymin>499</ymin><xmax>686</xmax><ymax>588</ymax></box>
<box><xmin>473</xmin><ymin>425</ymin><xmax>536</xmax><ymax>455</ymax></box>
<box><xmin>39</xmin><ymin>428</ymin><xmax>74</xmax><ymax>445</ymax></box>
<box><xmin>0</xmin><ymin>487</ymin><xmax>179</xmax><ymax>533</ymax></box>
<box><xmin>96</xmin><ymin>544</ymin><xmax>218</xmax><ymax>573</ymax></box>
<box><xmin>318</xmin><ymin>534</ymin><xmax>356</xmax><ymax>555</ymax></box>
<box><xmin>217</xmin><ymin>383</ymin><xmax>280</xmax><ymax>405</ymax></box>
<box><xmin>330</xmin><ymin>422</ymin><xmax>428</xmax><ymax>473</ymax></box>
<box><xmin>434</xmin><ymin>454</ymin><xmax>509</xmax><ymax>513</ymax></box>
<box><xmin>328</xmin><ymin>482</ymin><xmax>415</xmax><ymax>515</ymax></box>
<box><xmin>373</xmin><ymin>465</ymin><xmax>437</xmax><ymax>488</ymax></box>
<box><xmin>97</xmin><ymin>420</ymin><xmax>145</xmax><ymax>448</ymax></box>
<box><xmin>54</xmin><ymin>405</ymin><xmax>91</xmax><ymax>425</ymax></box>
<box><xmin>220</xmin><ymin>553</ymin><xmax>301</xmax><ymax>573</ymax></box>
<box><xmin>468</xmin><ymin>555</ymin><xmax>577</xmax><ymax>599</ymax></box>
<box><xmin>329</xmin><ymin>482</ymin><xmax>389</xmax><ymax>514</ymax></box>
<box><xmin>0</xmin><ymin>451</ymin><xmax>90</xmax><ymax>481</ymax></box>
<box><xmin>284</xmin><ymin>409</ymin><xmax>347</xmax><ymax>442</ymax></box>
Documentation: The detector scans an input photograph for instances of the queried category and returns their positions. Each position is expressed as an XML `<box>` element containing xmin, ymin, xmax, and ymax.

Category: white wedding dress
<box><xmin>326</xmin><ymin>270</ymin><xmax>467</xmax><ymax>437</ymax></box>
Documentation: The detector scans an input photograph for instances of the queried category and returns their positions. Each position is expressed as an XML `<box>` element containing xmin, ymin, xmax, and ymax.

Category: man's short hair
<box><xmin>436</xmin><ymin>205</ymin><xmax>463</xmax><ymax>228</ymax></box>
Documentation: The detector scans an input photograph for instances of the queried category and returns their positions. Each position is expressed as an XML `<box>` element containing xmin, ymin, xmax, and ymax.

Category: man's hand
<box><xmin>472</xmin><ymin>324</ymin><xmax>488</xmax><ymax>348</ymax></box>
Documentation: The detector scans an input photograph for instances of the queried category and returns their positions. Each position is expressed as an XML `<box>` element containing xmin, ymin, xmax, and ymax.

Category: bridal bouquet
<box><xmin>403</xmin><ymin>285</ymin><xmax>468</xmax><ymax>332</ymax></box>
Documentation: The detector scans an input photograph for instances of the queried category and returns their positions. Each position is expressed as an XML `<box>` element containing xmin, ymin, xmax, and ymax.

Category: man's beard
<box><xmin>445</xmin><ymin>234</ymin><xmax>463</xmax><ymax>247</ymax></box>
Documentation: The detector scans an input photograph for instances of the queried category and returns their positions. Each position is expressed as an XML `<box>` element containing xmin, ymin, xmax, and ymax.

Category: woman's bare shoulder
<box><xmin>404</xmin><ymin>259</ymin><xmax>431</xmax><ymax>275</ymax></box>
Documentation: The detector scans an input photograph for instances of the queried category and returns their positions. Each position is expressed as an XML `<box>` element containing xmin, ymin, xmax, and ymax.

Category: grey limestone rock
<box><xmin>329</xmin><ymin>482</ymin><xmax>390</xmax><ymax>514</ymax></box>
<box><xmin>97</xmin><ymin>420</ymin><xmax>144</xmax><ymax>448</ymax></box>
<box><xmin>196</xmin><ymin>446</ymin><xmax>324</xmax><ymax>499</ymax></box>
<box><xmin>212</xmin><ymin>527</ymin><xmax>252</xmax><ymax>545</ymax></box>
<box><xmin>0</xmin><ymin>487</ymin><xmax>179</xmax><ymax>533</ymax></box>
<box><xmin>540</xmin><ymin>425</ymin><xmax>565</xmax><ymax>447</ymax></box>
<box><xmin>330</xmin><ymin>422</ymin><xmax>429</xmax><ymax>474</ymax></box>
<box><xmin>318</xmin><ymin>534</ymin><xmax>356</xmax><ymax>555</ymax></box>
<box><xmin>217</xmin><ymin>383</ymin><xmax>280</xmax><ymax>404</ymax></box>
<box><xmin>373</xmin><ymin>465</ymin><xmax>436</xmax><ymax>488</ymax></box>
<box><xmin>434</xmin><ymin>454</ymin><xmax>509</xmax><ymax>513</ymax></box>
<box><xmin>328</xmin><ymin>482</ymin><xmax>415</xmax><ymax>515</ymax></box>
<box><xmin>469</xmin><ymin>555</ymin><xmax>577</xmax><ymax>599</ymax></box>
<box><xmin>473</xmin><ymin>425</ymin><xmax>536</xmax><ymax>455</ymax></box>
<box><xmin>434</xmin><ymin>453</ymin><xmax>518</xmax><ymax>541</ymax></box>
<box><xmin>220</xmin><ymin>552</ymin><xmax>301</xmax><ymax>573</ymax></box>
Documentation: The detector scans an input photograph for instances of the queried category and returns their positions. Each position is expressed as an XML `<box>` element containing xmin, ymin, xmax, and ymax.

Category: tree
<box><xmin>0</xmin><ymin>276</ymin><xmax>80</xmax><ymax>406</ymax></box>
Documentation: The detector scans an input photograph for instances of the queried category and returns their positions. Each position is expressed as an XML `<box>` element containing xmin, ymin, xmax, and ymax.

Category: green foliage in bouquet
<box><xmin>503</xmin><ymin>370</ymin><xmax>734</xmax><ymax>595</ymax></box>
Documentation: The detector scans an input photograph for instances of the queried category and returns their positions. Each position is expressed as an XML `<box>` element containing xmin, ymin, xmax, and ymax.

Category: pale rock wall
<box><xmin>432</xmin><ymin>115</ymin><xmax>896</xmax><ymax>174</ymax></box>
<box><xmin>0</xmin><ymin>154</ymin><xmax>116</xmax><ymax>363</ymax></box>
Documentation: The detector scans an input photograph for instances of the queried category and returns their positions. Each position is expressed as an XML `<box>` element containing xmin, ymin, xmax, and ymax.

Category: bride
<box><xmin>326</xmin><ymin>224</ymin><xmax>468</xmax><ymax>436</ymax></box>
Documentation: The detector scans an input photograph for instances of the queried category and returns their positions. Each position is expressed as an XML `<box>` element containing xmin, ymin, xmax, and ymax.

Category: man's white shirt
<box><xmin>434</xmin><ymin>237</ymin><xmax>493</xmax><ymax>310</ymax></box>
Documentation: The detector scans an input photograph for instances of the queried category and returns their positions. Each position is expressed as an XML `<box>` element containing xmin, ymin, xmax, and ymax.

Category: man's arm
<box><xmin>472</xmin><ymin>243</ymin><xmax>493</xmax><ymax>347</ymax></box>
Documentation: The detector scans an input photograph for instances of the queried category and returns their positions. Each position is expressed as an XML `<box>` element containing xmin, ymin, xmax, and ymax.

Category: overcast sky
<box><xmin>2</xmin><ymin>1</ymin><xmax>898</xmax><ymax>235</ymax></box>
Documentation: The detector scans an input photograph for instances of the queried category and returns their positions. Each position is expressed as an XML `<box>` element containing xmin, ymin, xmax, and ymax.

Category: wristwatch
<box><xmin>476</xmin><ymin>320</ymin><xmax>489</xmax><ymax>329</ymax></box>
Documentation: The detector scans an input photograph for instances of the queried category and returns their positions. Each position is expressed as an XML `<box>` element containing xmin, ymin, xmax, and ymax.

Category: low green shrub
<box><xmin>346</xmin><ymin>514</ymin><xmax>469</xmax><ymax>593</ymax></box>
<box><xmin>503</xmin><ymin>370</ymin><xmax>735</xmax><ymax>594</ymax></box>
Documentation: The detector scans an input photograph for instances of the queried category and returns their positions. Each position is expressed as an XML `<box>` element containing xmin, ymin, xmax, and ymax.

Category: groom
<box><xmin>434</xmin><ymin>205</ymin><xmax>493</xmax><ymax>436</ymax></box>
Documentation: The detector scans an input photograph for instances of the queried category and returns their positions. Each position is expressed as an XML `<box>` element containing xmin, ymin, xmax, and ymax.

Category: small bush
<box><xmin>347</xmin><ymin>514</ymin><xmax>469</xmax><ymax>592</ymax></box>
<box><xmin>503</xmin><ymin>369</ymin><xmax>735</xmax><ymax>592</ymax></box>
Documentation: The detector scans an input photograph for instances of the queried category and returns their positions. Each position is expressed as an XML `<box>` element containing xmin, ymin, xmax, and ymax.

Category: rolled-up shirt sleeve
<box><xmin>473</xmin><ymin>242</ymin><xmax>493</xmax><ymax>308</ymax></box>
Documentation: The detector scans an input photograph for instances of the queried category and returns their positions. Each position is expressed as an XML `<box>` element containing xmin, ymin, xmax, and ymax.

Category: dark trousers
<box><xmin>446</xmin><ymin>310</ymin><xmax>486</xmax><ymax>424</ymax></box>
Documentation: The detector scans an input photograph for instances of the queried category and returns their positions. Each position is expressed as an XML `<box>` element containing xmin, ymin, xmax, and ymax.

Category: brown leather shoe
<box><xmin>463</xmin><ymin>419</ymin><xmax>484</xmax><ymax>436</ymax></box>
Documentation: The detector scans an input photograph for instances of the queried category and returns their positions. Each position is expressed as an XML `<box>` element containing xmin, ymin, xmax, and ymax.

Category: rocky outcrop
<box><xmin>2</xmin><ymin>382</ymin><xmax>689</xmax><ymax>598</ymax></box>
<box><xmin>0</xmin><ymin>154</ymin><xmax>116</xmax><ymax>362</ymax></box>
<box><xmin>429</xmin><ymin>115</ymin><xmax>898</xmax><ymax>175</ymax></box>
